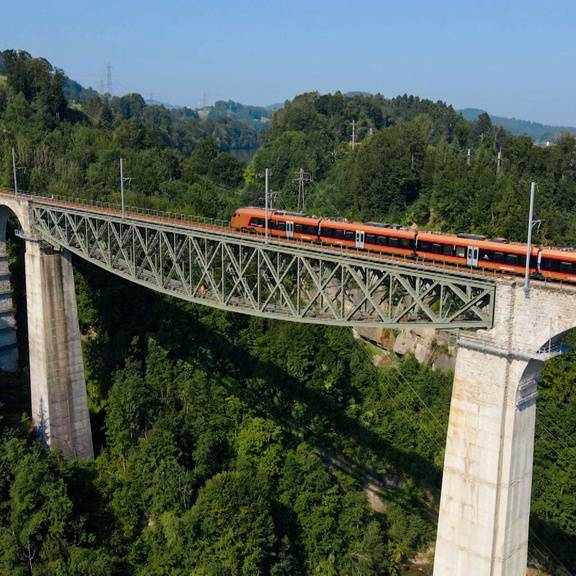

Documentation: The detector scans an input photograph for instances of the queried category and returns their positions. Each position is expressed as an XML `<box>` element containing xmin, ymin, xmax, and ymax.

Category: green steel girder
<box><xmin>30</xmin><ymin>202</ymin><xmax>496</xmax><ymax>329</ymax></box>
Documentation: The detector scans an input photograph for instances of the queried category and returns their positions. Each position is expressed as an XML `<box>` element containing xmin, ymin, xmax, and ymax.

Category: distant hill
<box><xmin>460</xmin><ymin>107</ymin><xmax>576</xmax><ymax>142</ymax></box>
<box><xmin>62</xmin><ymin>77</ymin><xmax>98</xmax><ymax>101</ymax></box>
<box><xmin>204</xmin><ymin>100</ymin><xmax>277</xmax><ymax>132</ymax></box>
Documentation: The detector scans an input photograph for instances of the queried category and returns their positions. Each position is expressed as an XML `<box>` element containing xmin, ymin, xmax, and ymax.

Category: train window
<box><xmin>276</xmin><ymin>221</ymin><xmax>286</xmax><ymax>231</ymax></box>
<box><xmin>334</xmin><ymin>229</ymin><xmax>345</xmax><ymax>239</ymax></box>
<box><xmin>419</xmin><ymin>241</ymin><xmax>430</xmax><ymax>252</ymax></box>
<box><xmin>455</xmin><ymin>246</ymin><xmax>466</xmax><ymax>258</ymax></box>
<box><xmin>560</xmin><ymin>261</ymin><xmax>573</xmax><ymax>274</ymax></box>
<box><xmin>542</xmin><ymin>258</ymin><xmax>557</xmax><ymax>271</ymax></box>
<box><xmin>250</xmin><ymin>217</ymin><xmax>264</xmax><ymax>227</ymax></box>
<box><xmin>401</xmin><ymin>238</ymin><xmax>411</xmax><ymax>248</ymax></box>
<box><xmin>321</xmin><ymin>228</ymin><xmax>333</xmax><ymax>238</ymax></box>
<box><xmin>377</xmin><ymin>235</ymin><xmax>388</xmax><ymax>246</ymax></box>
<box><xmin>304</xmin><ymin>225</ymin><xmax>317</xmax><ymax>235</ymax></box>
<box><xmin>295</xmin><ymin>224</ymin><xmax>303</xmax><ymax>233</ymax></box>
<box><xmin>506</xmin><ymin>254</ymin><xmax>520</xmax><ymax>266</ymax></box>
<box><xmin>345</xmin><ymin>231</ymin><xmax>355</xmax><ymax>241</ymax></box>
<box><xmin>366</xmin><ymin>234</ymin><xmax>376</xmax><ymax>244</ymax></box>
<box><xmin>432</xmin><ymin>243</ymin><xmax>443</xmax><ymax>254</ymax></box>
<box><xmin>492</xmin><ymin>252</ymin><xmax>505</xmax><ymax>263</ymax></box>
<box><xmin>388</xmin><ymin>237</ymin><xmax>399</xmax><ymax>247</ymax></box>
<box><xmin>443</xmin><ymin>244</ymin><xmax>454</xmax><ymax>256</ymax></box>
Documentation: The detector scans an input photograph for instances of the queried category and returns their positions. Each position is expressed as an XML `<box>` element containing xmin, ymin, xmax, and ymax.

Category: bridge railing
<box><xmin>1</xmin><ymin>187</ymin><xmax>230</xmax><ymax>229</ymax></box>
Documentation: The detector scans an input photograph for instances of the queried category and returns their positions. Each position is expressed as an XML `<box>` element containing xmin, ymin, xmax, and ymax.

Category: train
<box><xmin>230</xmin><ymin>207</ymin><xmax>576</xmax><ymax>283</ymax></box>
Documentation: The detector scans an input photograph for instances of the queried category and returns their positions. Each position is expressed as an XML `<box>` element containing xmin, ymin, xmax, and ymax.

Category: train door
<box><xmin>355</xmin><ymin>230</ymin><xmax>365</xmax><ymax>249</ymax></box>
<box><xmin>466</xmin><ymin>246</ymin><xmax>479</xmax><ymax>267</ymax></box>
<box><xmin>286</xmin><ymin>221</ymin><xmax>294</xmax><ymax>239</ymax></box>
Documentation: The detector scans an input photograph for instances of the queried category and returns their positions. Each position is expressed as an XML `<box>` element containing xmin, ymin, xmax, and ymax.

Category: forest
<box><xmin>0</xmin><ymin>49</ymin><xmax>575</xmax><ymax>575</ymax></box>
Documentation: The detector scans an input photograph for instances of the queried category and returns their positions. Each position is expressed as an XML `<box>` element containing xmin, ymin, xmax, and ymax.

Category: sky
<box><xmin>2</xmin><ymin>0</ymin><xmax>575</xmax><ymax>126</ymax></box>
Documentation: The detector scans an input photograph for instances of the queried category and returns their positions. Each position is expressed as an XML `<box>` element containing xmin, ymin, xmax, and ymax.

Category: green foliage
<box><xmin>2</xmin><ymin>49</ymin><xmax>576</xmax><ymax>575</ymax></box>
<box><xmin>0</xmin><ymin>437</ymin><xmax>125</xmax><ymax>575</ymax></box>
<box><xmin>530</xmin><ymin>348</ymin><xmax>576</xmax><ymax>569</ymax></box>
<box><xmin>249</xmin><ymin>91</ymin><xmax>576</xmax><ymax>249</ymax></box>
<box><xmin>0</xmin><ymin>49</ymin><xmax>248</xmax><ymax>217</ymax></box>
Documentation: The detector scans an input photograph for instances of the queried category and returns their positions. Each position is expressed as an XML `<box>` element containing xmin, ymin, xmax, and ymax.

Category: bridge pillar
<box><xmin>433</xmin><ymin>341</ymin><xmax>540</xmax><ymax>575</ymax></box>
<box><xmin>434</xmin><ymin>280</ymin><xmax>576</xmax><ymax>576</ymax></box>
<box><xmin>25</xmin><ymin>241</ymin><xmax>93</xmax><ymax>459</ymax></box>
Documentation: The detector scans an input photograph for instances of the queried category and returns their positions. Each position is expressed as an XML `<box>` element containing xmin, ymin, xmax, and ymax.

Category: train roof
<box><xmin>540</xmin><ymin>247</ymin><xmax>576</xmax><ymax>260</ymax></box>
<box><xmin>320</xmin><ymin>219</ymin><xmax>416</xmax><ymax>236</ymax></box>
<box><xmin>235</xmin><ymin>207</ymin><xmax>320</xmax><ymax>224</ymax></box>
<box><xmin>417</xmin><ymin>231</ymin><xmax>536</xmax><ymax>253</ymax></box>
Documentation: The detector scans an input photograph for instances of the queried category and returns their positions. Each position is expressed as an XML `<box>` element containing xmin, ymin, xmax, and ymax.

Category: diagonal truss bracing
<box><xmin>30</xmin><ymin>203</ymin><xmax>496</xmax><ymax>329</ymax></box>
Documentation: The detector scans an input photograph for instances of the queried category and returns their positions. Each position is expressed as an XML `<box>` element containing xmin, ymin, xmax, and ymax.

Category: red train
<box><xmin>230</xmin><ymin>207</ymin><xmax>576</xmax><ymax>283</ymax></box>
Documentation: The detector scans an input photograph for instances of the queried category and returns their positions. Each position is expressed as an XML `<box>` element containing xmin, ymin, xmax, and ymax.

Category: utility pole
<box><xmin>294</xmin><ymin>168</ymin><xmax>311</xmax><ymax>212</ymax></box>
<box><xmin>120</xmin><ymin>158</ymin><xmax>132</xmax><ymax>218</ymax></box>
<box><xmin>497</xmin><ymin>148</ymin><xmax>502</xmax><ymax>174</ymax></box>
<box><xmin>467</xmin><ymin>148</ymin><xmax>471</xmax><ymax>166</ymax></box>
<box><xmin>351</xmin><ymin>119</ymin><xmax>356</xmax><ymax>150</ymax></box>
<box><xmin>11</xmin><ymin>147</ymin><xmax>18</xmax><ymax>196</ymax></box>
<box><xmin>264</xmin><ymin>168</ymin><xmax>269</xmax><ymax>243</ymax></box>
<box><xmin>524</xmin><ymin>181</ymin><xmax>536</xmax><ymax>296</ymax></box>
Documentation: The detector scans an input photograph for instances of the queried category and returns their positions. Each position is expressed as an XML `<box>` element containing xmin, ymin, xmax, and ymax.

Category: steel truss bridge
<box><xmin>27</xmin><ymin>197</ymin><xmax>496</xmax><ymax>329</ymax></box>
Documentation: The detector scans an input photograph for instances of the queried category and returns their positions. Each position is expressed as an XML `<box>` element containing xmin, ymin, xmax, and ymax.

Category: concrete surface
<box><xmin>433</xmin><ymin>278</ymin><xmax>576</xmax><ymax>576</ymax></box>
<box><xmin>0</xmin><ymin>195</ymin><xmax>93</xmax><ymax>459</ymax></box>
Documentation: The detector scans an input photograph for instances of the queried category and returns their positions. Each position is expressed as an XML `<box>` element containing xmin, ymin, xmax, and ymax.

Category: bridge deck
<box><xmin>3</xmin><ymin>190</ymin><xmax>506</xmax><ymax>281</ymax></box>
<box><xmin>0</xmin><ymin>190</ymin><xmax>520</xmax><ymax>329</ymax></box>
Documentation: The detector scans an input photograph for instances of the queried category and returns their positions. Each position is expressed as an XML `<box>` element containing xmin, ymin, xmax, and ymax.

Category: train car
<box><xmin>415</xmin><ymin>232</ymin><xmax>540</xmax><ymax>274</ymax></box>
<box><xmin>318</xmin><ymin>219</ymin><xmax>417</xmax><ymax>256</ymax></box>
<box><xmin>538</xmin><ymin>248</ymin><xmax>576</xmax><ymax>282</ymax></box>
<box><xmin>230</xmin><ymin>207</ymin><xmax>576</xmax><ymax>284</ymax></box>
<box><xmin>230</xmin><ymin>207</ymin><xmax>321</xmax><ymax>242</ymax></box>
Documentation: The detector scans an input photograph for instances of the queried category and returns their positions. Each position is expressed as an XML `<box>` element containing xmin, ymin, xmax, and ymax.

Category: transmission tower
<box><xmin>294</xmin><ymin>168</ymin><xmax>312</xmax><ymax>212</ymax></box>
<box><xmin>106</xmin><ymin>63</ymin><xmax>112</xmax><ymax>95</ymax></box>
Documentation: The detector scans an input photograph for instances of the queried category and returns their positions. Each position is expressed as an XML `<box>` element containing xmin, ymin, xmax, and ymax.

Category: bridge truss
<box><xmin>30</xmin><ymin>202</ymin><xmax>496</xmax><ymax>329</ymax></box>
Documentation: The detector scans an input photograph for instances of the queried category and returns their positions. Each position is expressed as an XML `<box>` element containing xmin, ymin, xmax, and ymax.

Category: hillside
<box><xmin>0</xmin><ymin>49</ymin><xmax>574</xmax><ymax>575</ymax></box>
<box><xmin>0</xmin><ymin>48</ymin><xmax>450</xmax><ymax>575</ymax></box>
<box><xmin>460</xmin><ymin>107</ymin><xmax>576</xmax><ymax>142</ymax></box>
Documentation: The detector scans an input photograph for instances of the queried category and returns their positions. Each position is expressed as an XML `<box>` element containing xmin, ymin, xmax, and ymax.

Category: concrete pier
<box><xmin>25</xmin><ymin>242</ymin><xmax>93</xmax><ymax>459</ymax></box>
<box><xmin>0</xmin><ymin>196</ymin><xmax>93</xmax><ymax>459</ymax></box>
<box><xmin>434</xmin><ymin>280</ymin><xmax>576</xmax><ymax>576</ymax></box>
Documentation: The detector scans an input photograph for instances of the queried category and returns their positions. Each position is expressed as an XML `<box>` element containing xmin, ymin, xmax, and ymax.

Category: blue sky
<box><xmin>2</xmin><ymin>0</ymin><xmax>575</xmax><ymax>125</ymax></box>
